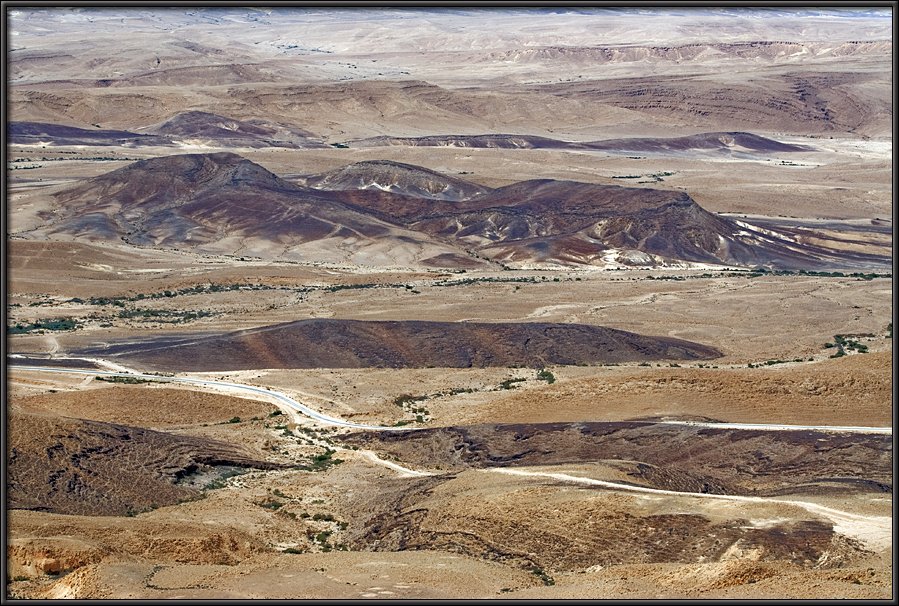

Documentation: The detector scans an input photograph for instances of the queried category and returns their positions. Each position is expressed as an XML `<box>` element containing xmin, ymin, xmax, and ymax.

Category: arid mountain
<box><xmin>38</xmin><ymin>153</ymin><xmax>887</xmax><ymax>270</ymax></box>
<box><xmin>337</xmin><ymin>178</ymin><xmax>886</xmax><ymax>269</ymax></box>
<box><xmin>77</xmin><ymin>319</ymin><xmax>722</xmax><ymax>372</ymax></box>
<box><xmin>8</xmin><ymin>79</ymin><xmax>640</xmax><ymax>139</ymax></box>
<box><xmin>350</xmin><ymin>131</ymin><xmax>814</xmax><ymax>155</ymax></box>
<box><xmin>302</xmin><ymin>160</ymin><xmax>491</xmax><ymax>201</ymax></box>
<box><xmin>143</xmin><ymin>111</ymin><xmax>328</xmax><ymax>149</ymax></box>
<box><xmin>8</xmin><ymin>410</ymin><xmax>277</xmax><ymax>516</ymax></box>
<box><xmin>41</xmin><ymin>152</ymin><xmax>469</xmax><ymax>265</ymax></box>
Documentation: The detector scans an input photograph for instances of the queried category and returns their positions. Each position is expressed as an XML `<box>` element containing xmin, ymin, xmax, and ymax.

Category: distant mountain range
<box><xmin>11</xmin><ymin>115</ymin><xmax>813</xmax><ymax>157</ymax></box>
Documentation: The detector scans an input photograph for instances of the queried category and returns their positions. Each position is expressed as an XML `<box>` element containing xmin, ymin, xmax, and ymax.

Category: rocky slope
<box><xmin>8</xmin><ymin>410</ymin><xmax>278</xmax><ymax>516</ymax></box>
<box><xmin>302</xmin><ymin>160</ymin><xmax>491</xmax><ymax>201</ymax></box>
<box><xmin>8</xmin><ymin>121</ymin><xmax>169</xmax><ymax>147</ymax></box>
<box><xmin>37</xmin><ymin>152</ymin><xmax>888</xmax><ymax>270</ymax></box>
<box><xmin>143</xmin><ymin>110</ymin><xmax>328</xmax><ymax>149</ymax></box>
<box><xmin>76</xmin><ymin>319</ymin><xmax>722</xmax><ymax>372</ymax></box>
<box><xmin>351</xmin><ymin>131</ymin><xmax>813</xmax><ymax>155</ymax></box>
<box><xmin>40</xmin><ymin>152</ymin><xmax>465</xmax><ymax>265</ymax></box>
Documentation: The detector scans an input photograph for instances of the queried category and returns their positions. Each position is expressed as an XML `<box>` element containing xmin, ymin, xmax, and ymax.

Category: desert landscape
<box><xmin>5</xmin><ymin>7</ymin><xmax>893</xmax><ymax>599</ymax></box>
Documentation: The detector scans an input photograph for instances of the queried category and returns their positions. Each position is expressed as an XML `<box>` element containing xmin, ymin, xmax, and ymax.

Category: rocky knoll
<box><xmin>302</xmin><ymin>159</ymin><xmax>491</xmax><ymax>201</ymax></box>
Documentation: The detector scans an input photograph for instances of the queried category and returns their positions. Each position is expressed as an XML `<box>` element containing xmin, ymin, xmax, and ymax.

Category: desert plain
<box><xmin>4</xmin><ymin>7</ymin><xmax>894</xmax><ymax>599</ymax></box>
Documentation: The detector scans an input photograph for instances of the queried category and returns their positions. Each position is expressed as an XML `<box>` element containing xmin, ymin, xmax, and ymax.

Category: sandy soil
<box><xmin>464</xmin><ymin>351</ymin><xmax>893</xmax><ymax>427</ymax></box>
<box><xmin>6</xmin><ymin>7</ymin><xmax>892</xmax><ymax>600</ymax></box>
<box><xmin>11</xmin><ymin>383</ymin><xmax>277</xmax><ymax>429</ymax></box>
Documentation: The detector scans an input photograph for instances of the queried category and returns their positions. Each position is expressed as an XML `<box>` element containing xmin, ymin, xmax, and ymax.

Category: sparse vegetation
<box><xmin>498</xmin><ymin>377</ymin><xmax>527</xmax><ymax>390</ymax></box>
<box><xmin>117</xmin><ymin>308</ymin><xmax>215</xmax><ymax>323</ymax></box>
<box><xmin>7</xmin><ymin>317</ymin><xmax>80</xmax><ymax>334</ymax></box>
<box><xmin>394</xmin><ymin>394</ymin><xmax>429</xmax><ymax>407</ymax></box>
<box><xmin>307</xmin><ymin>449</ymin><xmax>343</xmax><ymax>471</ymax></box>
<box><xmin>531</xmin><ymin>566</ymin><xmax>555</xmax><ymax>586</ymax></box>
<box><xmin>826</xmin><ymin>334</ymin><xmax>870</xmax><ymax>357</ymax></box>
<box><xmin>95</xmin><ymin>375</ymin><xmax>154</xmax><ymax>384</ymax></box>
<box><xmin>536</xmin><ymin>368</ymin><xmax>556</xmax><ymax>384</ymax></box>
<box><xmin>203</xmin><ymin>468</ymin><xmax>248</xmax><ymax>490</ymax></box>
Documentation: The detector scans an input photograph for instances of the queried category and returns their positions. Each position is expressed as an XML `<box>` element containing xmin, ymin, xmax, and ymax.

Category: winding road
<box><xmin>9</xmin><ymin>364</ymin><xmax>410</xmax><ymax>431</ymax></box>
<box><xmin>9</xmin><ymin>362</ymin><xmax>892</xmax><ymax>435</ymax></box>
<box><xmin>10</xmin><ymin>360</ymin><xmax>892</xmax><ymax>549</ymax></box>
<box><xmin>489</xmin><ymin>468</ymin><xmax>893</xmax><ymax>550</ymax></box>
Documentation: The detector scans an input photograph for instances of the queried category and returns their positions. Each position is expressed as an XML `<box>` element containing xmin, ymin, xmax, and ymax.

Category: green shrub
<box><xmin>498</xmin><ymin>377</ymin><xmax>526</xmax><ymax>390</ymax></box>
<box><xmin>95</xmin><ymin>375</ymin><xmax>153</xmax><ymax>384</ymax></box>
<box><xmin>536</xmin><ymin>369</ymin><xmax>556</xmax><ymax>384</ymax></box>
<box><xmin>531</xmin><ymin>567</ymin><xmax>555</xmax><ymax>586</ymax></box>
<box><xmin>7</xmin><ymin>317</ymin><xmax>80</xmax><ymax>334</ymax></box>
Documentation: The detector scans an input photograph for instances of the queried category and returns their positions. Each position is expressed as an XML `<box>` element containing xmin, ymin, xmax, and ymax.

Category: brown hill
<box><xmin>42</xmin><ymin>152</ymin><xmax>463</xmax><ymax>264</ymax></box>
<box><xmin>340</xmin><ymin>178</ymin><xmax>883</xmax><ymax>269</ymax></box>
<box><xmin>38</xmin><ymin>152</ymin><xmax>890</xmax><ymax>270</ymax></box>
<box><xmin>584</xmin><ymin>131</ymin><xmax>813</xmax><ymax>154</ymax></box>
<box><xmin>144</xmin><ymin>111</ymin><xmax>327</xmax><ymax>149</ymax></box>
<box><xmin>41</xmin><ymin>152</ymin><xmax>887</xmax><ymax>270</ymax></box>
<box><xmin>77</xmin><ymin>319</ymin><xmax>722</xmax><ymax>372</ymax></box>
<box><xmin>302</xmin><ymin>160</ymin><xmax>491</xmax><ymax>201</ymax></box>
<box><xmin>7</xmin><ymin>410</ymin><xmax>277</xmax><ymax>516</ymax></box>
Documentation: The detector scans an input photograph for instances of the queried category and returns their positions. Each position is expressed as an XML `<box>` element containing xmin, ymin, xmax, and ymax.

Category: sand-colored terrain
<box><xmin>465</xmin><ymin>351</ymin><xmax>894</xmax><ymax>427</ymax></box>
<box><xmin>6</xmin><ymin>7</ymin><xmax>892</xmax><ymax>600</ymax></box>
<box><xmin>12</xmin><ymin>384</ymin><xmax>276</xmax><ymax>428</ymax></box>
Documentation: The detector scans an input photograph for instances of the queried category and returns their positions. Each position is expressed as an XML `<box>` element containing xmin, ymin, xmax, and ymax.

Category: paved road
<box><xmin>9</xmin><ymin>365</ymin><xmax>411</xmax><ymax>432</ymax></box>
<box><xmin>9</xmin><ymin>362</ymin><xmax>892</xmax><ymax>435</ymax></box>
